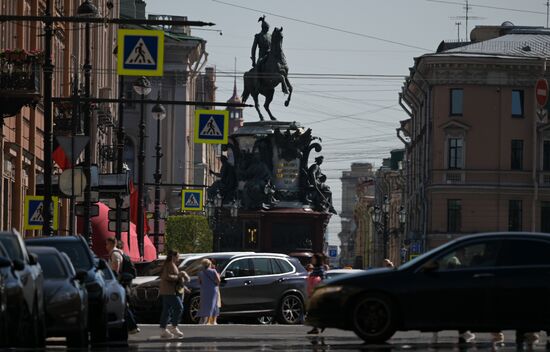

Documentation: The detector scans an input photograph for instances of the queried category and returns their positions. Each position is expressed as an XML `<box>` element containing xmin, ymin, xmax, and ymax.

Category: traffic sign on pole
<box><xmin>194</xmin><ymin>110</ymin><xmax>229</xmax><ymax>144</ymax></box>
<box><xmin>117</xmin><ymin>29</ymin><xmax>164</xmax><ymax>76</ymax></box>
<box><xmin>24</xmin><ymin>195</ymin><xmax>59</xmax><ymax>230</ymax></box>
<box><xmin>182</xmin><ymin>189</ymin><xmax>204</xmax><ymax>211</ymax></box>
<box><xmin>536</xmin><ymin>78</ymin><xmax>549</xmax><ymax>107</ymax></box>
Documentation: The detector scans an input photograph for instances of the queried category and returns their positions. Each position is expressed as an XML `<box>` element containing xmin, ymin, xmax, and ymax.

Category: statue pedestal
<box><xmin>218</xmin><ymin>208</ymin><xmax>331</xmax><ymax>254</ymax></box>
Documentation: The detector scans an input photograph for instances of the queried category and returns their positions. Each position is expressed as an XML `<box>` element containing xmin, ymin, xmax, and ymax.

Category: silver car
<box><xmin>98</xmin><ymin>259</ymin><xmax>127</xmax><ymax>341</ymax></box>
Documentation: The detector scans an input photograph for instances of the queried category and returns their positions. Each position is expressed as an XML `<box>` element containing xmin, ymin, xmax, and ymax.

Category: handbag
<box><xmin>175</xmin><ymin>276</ymin><xmax>185</xmax><ymax>295</ymax></box>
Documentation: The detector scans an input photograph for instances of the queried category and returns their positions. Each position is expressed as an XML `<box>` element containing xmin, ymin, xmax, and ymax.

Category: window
<box><xmin>271</xmin><ymin>259</ymin><xmax>294</xmax><ymax>274</ymax></box>
<box><xmin>511</xmin><ymin>139</ymin><xmax>524</xmax><ymax>170</ymax></box>
<box><xmin>542</xmin><ymin>202</ymin><xmax>550</xmax><ymax>234</ymax></box>
<box><xmin>508</xmin><ymin>200</ymin><xmax>523</xmax><ymax>231</ymax></box>
<box><xmin>437</xmin><ymin>241</ymin><xmax>500</xmax><ymax>270</ymax></box>
<box><xmin>252</xmin><ymin>258</ymin><xmax>272</xmax><ymax>276</ymax></box>
<box><xmin>512</xmin><ymin>90</ymin><xmax>524</xmax><ymax>117</ymax></box>
<box><xmin>450</xmin><ymin>88</ymin><xmax>463</xmax><ymax>116</ymax></box>
<box><xmin>544</xmin><ymin>141</ymin><xmax>550</xmax><ymax>171</ymax></box>
<box><xmin>447</xmin><ymin>199</ymin><xmax>462</xmax><ymax>233</ymax></box>
<box><xmin>225</xmin><ymin>258</ymin><xmax>253</xmax><ymax>277</ymax></box>
<box><xmin>498</xmin><ymin>240</ymin><xmax>550</xmax><ymax>266</ymax></box>
<box><xmin>448</xmin><ymin>138</ymin><xmax>463</xmax><ymax>169</ymax></box>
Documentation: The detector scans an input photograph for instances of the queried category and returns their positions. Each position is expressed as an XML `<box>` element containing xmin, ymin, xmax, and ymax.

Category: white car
<box><xmin>98</xmin><ymin>260</ymin><xmax>127</xmax><ymax>341</ymax></box>
<box><xmin>325</xmin><ymin>268</ymin><xmax>366</xmax><ymax>280</ymax></box>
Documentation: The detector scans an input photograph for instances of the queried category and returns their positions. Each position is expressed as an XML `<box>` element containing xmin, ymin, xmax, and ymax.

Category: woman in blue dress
<box><xmin>197</xmin><ymin>258</ymin><xmax>220</xmax><ymax>325</ymax></box>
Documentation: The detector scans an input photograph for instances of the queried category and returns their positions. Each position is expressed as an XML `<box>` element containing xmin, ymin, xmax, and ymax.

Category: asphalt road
<box><xmin>43</xmin><ymin>325</ymin><xmax>550</xmax><ymax>351</ymax></box>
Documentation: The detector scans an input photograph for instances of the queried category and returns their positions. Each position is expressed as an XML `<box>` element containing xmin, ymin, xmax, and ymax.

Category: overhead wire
<box><xmin>211</xmin><ymin>0</ymin><xmax>432</xmax><ymax>51</ymax></box>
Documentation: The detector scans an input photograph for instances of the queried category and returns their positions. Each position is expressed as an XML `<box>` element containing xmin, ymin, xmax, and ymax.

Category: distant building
<box><xmin>338</xmin><ymin>163</ymin><xmax>374</xmax><ymax>267</ymax></box>
<box><xmin>400</xmin><ymin>23</ymin><xmax>550</xmax><ymax>253</ymax></box>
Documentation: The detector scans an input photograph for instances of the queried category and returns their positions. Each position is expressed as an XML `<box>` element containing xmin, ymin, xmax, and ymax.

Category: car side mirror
<box><xmin>97</xmin><ymin>259</ymin><xmax>107</xmax><ymax>270</ymax></box>
<box><xmin>224</xmin><ymin>270</ymin><xmax>235</xmax><ymax>279</ymax></box>
<box><xmin>12</xmin><ymin>259</ymin><xmax>25</xmax><ymax>271</ymax></box>
<box><xmin>75</xmin><ymin>270</ymin><xmax>88</xmax><ymax>282</ymax></box>
<box><xmin>421</xmin><ymin>260</ymin><xmax>439</xmax><ymax>273</ymax></box>
<box><xmin>0</xmin><ymin>256</ymin><xmax>11</xmax><ymax>268</ymax></box>
<box><xmin>28</xmin><ymin>253</ymin><xmax>38</xmax><ymax>265</ymax></box>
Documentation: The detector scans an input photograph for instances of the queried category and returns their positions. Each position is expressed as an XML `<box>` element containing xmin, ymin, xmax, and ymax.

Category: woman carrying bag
<box><xmin>159</xmin><ymin>249</ymin><xmax>189</xmax><ymax>338</ymax></box>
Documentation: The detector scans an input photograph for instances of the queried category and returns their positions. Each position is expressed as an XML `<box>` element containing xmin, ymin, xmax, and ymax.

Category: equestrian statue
<box><xmin>242</xmin><ymin>16</ymin><xmax>293</xmax><ymax>121</ymax></box>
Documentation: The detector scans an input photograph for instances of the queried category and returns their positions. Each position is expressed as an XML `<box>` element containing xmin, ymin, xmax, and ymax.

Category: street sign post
<box><xmin>182</xmin><ymin>189</ymin><xmax>204</xmax><ymax>211</ymax></box>
<box><xmin>328</xmin><ymin>245</ymin><xmax>338</xmax><ymax>258</ymax></box>
<box><xmin>24</xmin><ymin>195</ymin><xmax>59</xmax><ymax>230</ymax></box>
<box><xmin>194</xmin><ymin>110</ymin><xmax>229</xmax><ymax>144</ymax></box>
<box><xmin>536</xmin><ymin>78</ymin><xmax>549</xmax><ymax>107</ymax></box>
<box><xmin>117</xmin><ymin>29</ymin><xmax>164</xmax><ymax>76</ymax></box>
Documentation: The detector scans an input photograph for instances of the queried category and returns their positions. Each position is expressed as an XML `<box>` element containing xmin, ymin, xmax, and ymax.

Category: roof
<box><xmin>439</xmin><ymin>30</ymin><xmax>550</xmax><ymax>59</ymax></box>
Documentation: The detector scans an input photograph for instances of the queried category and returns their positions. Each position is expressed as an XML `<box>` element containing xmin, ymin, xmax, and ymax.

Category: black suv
<box><xmin>26</xmin><ymin>235</ymin><xmax>109</xmax><ymax>344</ymax></box>
<box><xmin>132</xmin><ymin>253</ymin><xmax>307</xmax><ymax>324</ymax></box>
<box><xmin>0</xmin><ymin>231</ymin><xmax>46</xmax><ymax>347</ymax></box>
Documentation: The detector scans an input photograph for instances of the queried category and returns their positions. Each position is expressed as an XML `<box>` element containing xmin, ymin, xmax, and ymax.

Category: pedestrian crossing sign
<box><xmin>117</xmin><ymin>29</ymin><xmax>164</xmax><ymax>76</ymax></box>
<box><xmin>182</xmin><ymin>189</ymin><xmax>204</xmax><ymax>211</ymax></box>
<box><xmin>194</xmin><ymin>110</ymin><xmax>229</xmax><ymax>144</ymax></box>
<box><xmin>24</xmin><ymin>195</ymin><xmax>59</xmax><ymax>230</ymax></box>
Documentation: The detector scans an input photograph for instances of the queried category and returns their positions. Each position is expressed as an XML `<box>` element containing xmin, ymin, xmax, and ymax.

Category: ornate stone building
<box><xmin>400</xmin><ymin>24</ymin><xmax>550</xmax><ymax>253</ymax></box>
<box><xmin>0</xmin><ymin>0</ymin><xmax>119</xmax><ymax>234</ymax></box>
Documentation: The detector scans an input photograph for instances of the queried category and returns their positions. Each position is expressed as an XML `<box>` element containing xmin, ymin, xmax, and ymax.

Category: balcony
<box><xmin>0</xmin><ymin>49</ymin><xmax>42</xmax><ymax>118</ymax></box>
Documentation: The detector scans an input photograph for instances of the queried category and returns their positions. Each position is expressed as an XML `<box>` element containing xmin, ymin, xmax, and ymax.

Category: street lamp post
<box><xmin>77</xmin><ymin>0</ymin><xmax>98</xmax><ymax>246</ymax></box>
<box><xmin>133</xmin><ymin>76</ymin><xmax>151</xmax><ymax>258</ymax></box>
<box><xmin>151</xmin><ymin>94</ymin><xmax>166</xmax><ymax>253</ymax></box>
<box><xmin>371</xmin><ymin>196</ymin><xmax>390</xmax><ymax>260</ymax></box>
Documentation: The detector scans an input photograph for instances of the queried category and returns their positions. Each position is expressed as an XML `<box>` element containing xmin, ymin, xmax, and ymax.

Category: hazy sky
<box><xmin>147</xmin><ymin>0</ymin><xmax>545</xmax><ymax>246</ymax></box>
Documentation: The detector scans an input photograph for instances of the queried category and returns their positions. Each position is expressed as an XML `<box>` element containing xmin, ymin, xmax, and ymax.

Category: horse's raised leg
<box><xmin>252</xmin><ymin>93</ymin><xmax>264</xmax><ymax>121</ymax></box>
<box><xmin>284</xmin><ymin>75</ymin><xmax>293</xmax><ymax>107</ymax></box>
<box><xmin>264</xmin><ymin>89</ymin><xmax>277</xmax><ymax>121</ymax></box>
<box><xmin>279</xmin><ymin>74</ymin><xmax>289</xmax><ymax>94</ymax></box>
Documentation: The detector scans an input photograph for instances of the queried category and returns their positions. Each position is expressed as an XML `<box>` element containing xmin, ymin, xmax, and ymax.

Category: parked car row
<box><xmin>0</xmin><ymin>231</ymin><xmax>127</xmax><ymax>348</ymax></box>
<box><xmin>130</xmin><ymin>252</ymin><xmax>308</xmax><ymax>325</ymax></box>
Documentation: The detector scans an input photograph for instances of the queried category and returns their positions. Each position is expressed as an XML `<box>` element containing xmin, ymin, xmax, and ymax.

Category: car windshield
<box><xmin>101</xmin><ymin>266</ymin><xmax>115</xmax><ymax>280</ymax></box>
<box><xmin>0</xmin><ymin>236</ymin><xmax>24</xmax><ymax>262</ymax></box>
<box><xmin>181</xmin><ymin>256</ymin><xmax>230</xmax><ymax>276</ymax></box>
<box><xmin>37</xmin><ymin>253</ymin><xmax>67</xmax><ymax>279</ymax></box>
<box><xmin>398</xmin><ymin>241</ymin><xmax>455</xmax><ymax>271</ymax></box>
<box><xmin>43</xmin><ymin>242</ymin><xmax>93</xmax><ymax>270</ymax></box>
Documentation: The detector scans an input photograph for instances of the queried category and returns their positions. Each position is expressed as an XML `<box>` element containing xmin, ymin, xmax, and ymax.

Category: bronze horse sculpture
<box><xmin>242</xmin><ymin>27</ymin><xmax>293</xmax><ymax>121</ymax></box>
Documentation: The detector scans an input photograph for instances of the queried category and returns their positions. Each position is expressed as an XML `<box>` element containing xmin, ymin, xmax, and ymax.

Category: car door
<box><xmin>404</xmin><ymin>240</ymin><xmax>500</xmax><ymax>330</ymax></box>
<box><xmin>247</xmin><ymin>257</ymin><xmax>278</xmax><ymax>310</ymax></box>
<box><xmin>219</xmin><ymin>258</ymin><xmax>254</xmax><ymax>313</ymax></box>
<box><xmin>491</xmin><ymin>238</ymin><xmax>550</xmax><ymax>328</ymax></box>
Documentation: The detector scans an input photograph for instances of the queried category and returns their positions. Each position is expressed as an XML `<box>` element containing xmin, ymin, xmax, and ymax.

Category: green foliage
<box><xmin>165</xmin><ymin>215</ymin><xmax>213</xmax><ymax>254</ymax></box>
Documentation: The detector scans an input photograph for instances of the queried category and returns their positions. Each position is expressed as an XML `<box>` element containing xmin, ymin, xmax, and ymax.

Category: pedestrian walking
<box><xmin>307</xmin><ymin>253</ymin><xmax>327</xmax><ymax>335</ymax></box>
<box><xmin>159</xmin><ymin>249</ymin><xmax>189</xmax><ymax>338</ymax></box>
<box><xmin>197</xmin><ymin>258</ymin><xmax>221</xmax><ymax>325</ymax></box>
<box><xmin>106</xmin><ymin>237</ymin><xmax>140</xmax><ymax>334</ymax></box>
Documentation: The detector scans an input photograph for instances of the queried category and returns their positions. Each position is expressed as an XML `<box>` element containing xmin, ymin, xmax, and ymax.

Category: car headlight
<box><xmin>313</xmin><ymin>285</ymin><xmax>343</xmax><ymax>296</ymax></box>
<box><xmin>110</xmin><ymin>292</ymin><xmax>120</xmax><ymax>301</ymax></box>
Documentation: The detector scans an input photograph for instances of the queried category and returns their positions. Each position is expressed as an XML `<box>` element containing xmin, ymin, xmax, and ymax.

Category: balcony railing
<box><xmin>0</xmin><ymin>50</ymin><xmax>43</xmax><ymax>118</ymax></box>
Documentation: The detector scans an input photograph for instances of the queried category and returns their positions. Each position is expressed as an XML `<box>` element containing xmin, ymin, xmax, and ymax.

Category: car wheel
<box><xmin>66</xmin><ymin>329</ymin><xmax>89</xmax><ymax>348</ymax></box>
<box><xmin>186</xmin><ymin>295</ymin><xmax>201</xmax><ymax>324</ymax></box>
<box><xmin>257</xmin><ymin>316</ymin><xmax>275</xmax><ymax>325</ymax></box>
<box><xmin>109</xmin><ymin>323</ymin><xmax>128</xmax><ymax>344</ymax></box>
<box><xmin>276</xmin><ymin>294</ymin><xmax>304</xmax><ymax>325</ymax></box>
<box><xmin>90</xmin><ymin>305</ymin><xmax>108</xmax><ymax>345</ymax></box>
<box><xmin>351</xmin><ymin>293</ymin><xmax>397</xmax><ymax>344</ymax></box>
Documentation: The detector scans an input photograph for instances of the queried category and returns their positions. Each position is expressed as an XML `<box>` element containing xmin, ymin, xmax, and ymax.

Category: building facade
<box><xmin>401</xmin><ymin>24</ymin><xmax>550</xmax><ymax>253</ymax></box>
<box><xmin>337</xmin><ymin>162</ymin><xmax>374</xmax><ymax>267</ymax></box>
<box><xmin>0</xmin><ymin>0</ymin><xmax>119</xmax><ymax>234</ymax></box>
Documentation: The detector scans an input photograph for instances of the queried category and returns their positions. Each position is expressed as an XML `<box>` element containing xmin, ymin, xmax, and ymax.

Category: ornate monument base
<box><xmin>208</xmin><ymin>120</ymin><xmax>335</xmax><ymax>254</ymax></box>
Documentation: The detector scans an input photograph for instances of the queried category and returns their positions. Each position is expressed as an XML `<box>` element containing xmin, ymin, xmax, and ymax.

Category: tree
<box><xmin>165</xmin><ymin>215</ymin><xmax>212</xmax><ymax>254</ymax></box>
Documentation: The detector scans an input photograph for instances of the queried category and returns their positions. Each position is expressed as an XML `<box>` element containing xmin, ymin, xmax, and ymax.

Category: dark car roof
<box><xmin>27</xmin><ymin>246</ymin><xmax>63</xmax><ymax>255</ymax></box>
<box><xmin>26</xmin><ymin>235</ymin><xmax>83</xmax><ymax>243</ymax></box>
